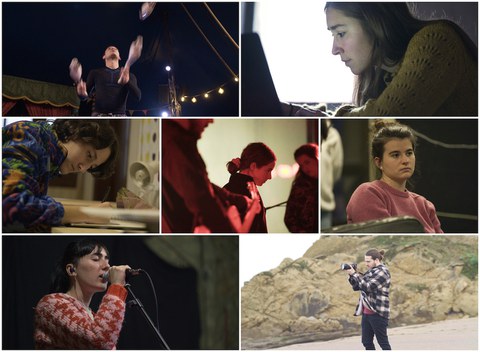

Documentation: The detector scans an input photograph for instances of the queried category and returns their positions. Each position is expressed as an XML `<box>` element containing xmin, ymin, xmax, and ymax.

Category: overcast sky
<box><xmin>240</xmin><ymin>234</ymin><xmax>320</xmax><ymax>286</ymax></box>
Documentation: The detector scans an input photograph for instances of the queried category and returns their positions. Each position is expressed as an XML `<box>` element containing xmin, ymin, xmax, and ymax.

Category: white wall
<box><xmin>198</xmin><ymin>118</ymin><xmax>310</xmax><ymax>233</ymax></box>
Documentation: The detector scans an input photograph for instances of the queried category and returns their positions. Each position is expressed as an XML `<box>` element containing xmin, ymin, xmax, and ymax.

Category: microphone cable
<box><xmin>135</xmin><ymin>269</ymin><xmax>161</xmax><ymax>333</ymax></box>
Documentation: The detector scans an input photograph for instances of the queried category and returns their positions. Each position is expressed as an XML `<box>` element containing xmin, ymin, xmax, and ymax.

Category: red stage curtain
<box><xmin>2</xmin><ymin>100</ymin><xmax>17</xmax><ymax>115</ymax></box>
<box><xmin>25</xmin><ymin>101</ymin><xmax>73</xmax><ymax>116</ymax></box>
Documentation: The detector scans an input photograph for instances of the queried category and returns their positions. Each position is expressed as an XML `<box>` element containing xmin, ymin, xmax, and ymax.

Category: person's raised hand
<box><xmin>125</xmin><ymin>35</ymin><xmax>143</xmax><ymax>68</ymax></box>
<box><xmin>69</xmin><ymin>58</ymin><xmax>82</xmax><ymax>83</ymax></box>
<box><xmin>117</xmin><ymin>66</ymin><xmax>130</xmax><ymax>85</ymax></box>
<box><xmin>76</xmin><ymin>79</ymin><xmax>88</xmax><ymax>98</ymax></box>
<box><xmin>107</xmin><ymin>265</ymin><xmax>131</xmax><ymax>285</ymax></box>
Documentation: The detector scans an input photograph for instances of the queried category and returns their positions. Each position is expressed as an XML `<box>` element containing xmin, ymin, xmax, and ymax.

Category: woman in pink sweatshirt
<box><xmin>347</xmin><ymin>121</ymin><xmax>443</xmax><ymax>233</ymax></box>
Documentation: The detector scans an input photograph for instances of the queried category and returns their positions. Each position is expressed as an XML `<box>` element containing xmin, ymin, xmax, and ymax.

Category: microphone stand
<box><xmin>125</xmin><ymin>283</ymin><xmax>170</xmax><ymax>350</ymax></box>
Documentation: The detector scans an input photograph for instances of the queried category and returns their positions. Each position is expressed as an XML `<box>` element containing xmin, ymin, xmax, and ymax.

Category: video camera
<box><xmin>341</xmin><ymin>263</ymin><xmax>357</xmax><ymax>271</ymax></box>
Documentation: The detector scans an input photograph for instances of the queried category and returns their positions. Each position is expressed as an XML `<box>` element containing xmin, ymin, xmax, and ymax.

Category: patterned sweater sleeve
<box><xmin>336</xmin><ymin>22</ymin><xmax>467</xmax><ymax>116</ymax></box>
<box><xmin>34</xmin><ymin>284</ymin><xmax>128</xmax><ymax>349</ymax></box>
<box><xmin>2</xmin><ymin>123</ymin><xmax>64</xmax><ymax>229</ymax></box>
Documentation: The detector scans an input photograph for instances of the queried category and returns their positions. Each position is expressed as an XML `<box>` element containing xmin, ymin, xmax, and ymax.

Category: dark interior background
<box><xmin>2</xmin><ymin>235</ymin><xmax>239</xmax><ymax>350</ymax></box>
<box><xmin>2</xmin><ymin>2</ymin><xmax>239</xmax><ymax>116</ymax></box>
<box><xmin>330</xmin><ymin>119</ymin><xmax>478</xmax><ymax>234</ymax></box>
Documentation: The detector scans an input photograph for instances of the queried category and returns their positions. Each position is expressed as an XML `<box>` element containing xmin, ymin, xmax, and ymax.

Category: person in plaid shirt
<box><xmin>346</xmin><ymin>248</ymin><xmax>391</xmax><ymax>350</ymax></box>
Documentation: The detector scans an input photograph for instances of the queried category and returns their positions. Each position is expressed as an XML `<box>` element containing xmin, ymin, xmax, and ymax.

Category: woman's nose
<box><xmin>78</xmin><ymin>161</ymin><xmax>93</xmax><ymax>173</ymax></box>
<box><xmin>332</xmin><ymin>39</ymin><xmax>342</xmax><ymax>56</ymax></box>
<box><xmin>77</xmin><ymin>163</ymin><xmax>87</xmax><ymax>173</ymax></box>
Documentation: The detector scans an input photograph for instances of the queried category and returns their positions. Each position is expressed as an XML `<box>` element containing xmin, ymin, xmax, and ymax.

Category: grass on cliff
<box><xmin>317</xmin><ymin>235</ymin><xmax>478</xmax><ymax>280</ymax></box>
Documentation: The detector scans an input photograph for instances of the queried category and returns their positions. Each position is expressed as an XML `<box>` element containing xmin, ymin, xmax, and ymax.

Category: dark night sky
<box><xmin>2</xmin><ymin>2</ymin><xmax>239</xmax><ymax>116</ymax></box>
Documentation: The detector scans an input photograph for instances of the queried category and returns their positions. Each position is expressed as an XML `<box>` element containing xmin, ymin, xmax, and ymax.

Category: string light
<box><xmin>179</xmin><ymin>75</ymin><xmax>238</xmax><ymax>104</ymax></box>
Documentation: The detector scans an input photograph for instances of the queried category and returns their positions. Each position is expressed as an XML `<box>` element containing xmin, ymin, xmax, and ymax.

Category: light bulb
<box><xmin>218</xmin><ymin>88</ymin><xmax>224</xmax><ymax>94</ymax></box>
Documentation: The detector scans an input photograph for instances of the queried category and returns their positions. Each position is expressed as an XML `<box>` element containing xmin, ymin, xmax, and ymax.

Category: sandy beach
<box><xmin>275</xmin><ymin>318</ymin><xmax>478</xmax><ymax>350</ymax></box>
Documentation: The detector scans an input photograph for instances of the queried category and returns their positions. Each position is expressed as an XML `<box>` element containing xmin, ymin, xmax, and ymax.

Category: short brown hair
<box><xmin>53</xmin><ymin>119</ymin><xmax>118</xmax><ymax>178</ymax></box>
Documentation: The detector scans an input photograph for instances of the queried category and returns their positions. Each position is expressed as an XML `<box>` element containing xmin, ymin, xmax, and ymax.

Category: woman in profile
<box><xmin>224</xmin><ymin>142</ymin><xmax>277</xmax><ymax>233</ymax></box>
<box><xmin>347</xmin><ymin>121</ymin><xmax>443</xmax><ymax>233</ymax></box>
<box><xmin>284</xmin><ymin>143</ymin><xmax>319</xmax><ymax>233</ymax></box>
<box><xmin>34</xmin><ymin>238</ymin><xmax>131</xmax><ymax>349</ymax></box>
<box><xmin>325</xmin><ymin>2</ymin><xmax>477</xmax><ymax>116</ymax></box>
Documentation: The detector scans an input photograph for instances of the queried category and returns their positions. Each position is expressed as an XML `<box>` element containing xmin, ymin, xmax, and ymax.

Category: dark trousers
<box><xmin>361</xmin><ymin>313</ymin><xmax>391</xmax><ymax>350</ymax></box>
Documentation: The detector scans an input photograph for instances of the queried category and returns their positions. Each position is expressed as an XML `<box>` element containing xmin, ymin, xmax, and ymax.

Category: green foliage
<box><xmin>291</xmin><ymin>260</ymin><xmax>314</xmax><ymax>274</ymax></box>
<box><xmin>405</xmin><ymin>282</ymin><xmax>429</xmax><ymax>292</ymax></box>
<box><xmin>260</xmin><ymin>271</ymin><xmax>273</xmax><ymax>278</ymax></box>
<box><xmin>461</xmin><ymin>254</ymin><xmax>478</xmax><ymax>280</ymax></box>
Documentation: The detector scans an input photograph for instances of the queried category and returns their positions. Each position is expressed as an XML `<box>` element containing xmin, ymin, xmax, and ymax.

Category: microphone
<box><xmin>102</xmin><ymin>268</ymin><xmax>143</xmax><ymax>283</ymax></box>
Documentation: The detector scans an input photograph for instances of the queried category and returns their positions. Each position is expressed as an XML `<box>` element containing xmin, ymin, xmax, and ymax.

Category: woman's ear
<box><xmin>66</xmin><ymin>264</ymin><xmax>76</xmax><ymax>276</ymax></box>
<box><xmin>374</xmin><ymin>157</ymin><xmax>382</xmax><ymax>170</ymax></box>
<box><xmin>249</xmin><ymin>162</ymin><xmax>257</xmax><ymax>171</ymax></box>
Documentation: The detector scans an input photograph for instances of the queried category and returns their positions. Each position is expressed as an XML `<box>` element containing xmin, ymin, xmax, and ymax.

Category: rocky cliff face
<box><xmin>241</xmin><ymin>235</ymin><xmax>477</xmax><ymax>349</ymax></box>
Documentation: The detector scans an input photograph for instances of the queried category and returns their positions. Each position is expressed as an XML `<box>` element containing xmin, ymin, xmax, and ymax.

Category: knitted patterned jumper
<box><xmin>335</xmin><ymin>21</ymin><xmax>477</xmax><ymax>116</ymax></box>
<box><xmin>34</xmin><ymin>284</ymin><xmax>128</xmax><ymax>349</ymax></box>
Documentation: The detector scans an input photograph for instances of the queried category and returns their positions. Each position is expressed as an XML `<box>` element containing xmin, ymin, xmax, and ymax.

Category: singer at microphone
<box><xmin>34</xmin><ymin>239</ymin><xmax>131</xmax><ymax>349</ymax></box>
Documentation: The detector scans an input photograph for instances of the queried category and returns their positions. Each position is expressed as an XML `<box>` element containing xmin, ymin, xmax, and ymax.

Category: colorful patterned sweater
<box><xmin>2</xmin><ymin>120</ymin><xmax>66</xmax><ymax>232</ymax></box>
<box><xmin>335</xmin><ymin>21</ymin><xmax>477</xmax><ymax>116</ymax></box>
<box><xmin>34</xmin><ymin>284</ymin><xmax>128</xmax><ymax>349</ymax></box>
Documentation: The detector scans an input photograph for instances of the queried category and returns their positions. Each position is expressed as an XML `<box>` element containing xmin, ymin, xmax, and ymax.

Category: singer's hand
<box><xmin>107</xmin><ymin>265</ymin><xmax>131</xmax><ymax>285</ymax></box>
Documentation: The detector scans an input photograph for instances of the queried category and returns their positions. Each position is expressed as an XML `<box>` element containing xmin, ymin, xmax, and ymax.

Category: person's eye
<box><xmin>391</xmin><ymin>153</ymin><xmax>399</xmax><ymax>158</ymax></box>
<box><xmin>337</xmin><ymin>32</ymin><xmax>345</xmax><ymax>38</ymax></box>
<box><xmin>406</xmin><ymin>151</ymin><xmax>414</xmax><ymax>156</ymax></box>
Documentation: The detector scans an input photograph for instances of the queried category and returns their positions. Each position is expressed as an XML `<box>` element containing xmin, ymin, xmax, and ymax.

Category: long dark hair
<box><xmin>50</xmin><ymin>239</ymin><xmax>109</xmax><ymax>293</ymax></box>
<box><xmin>53</xmin><ymin>119</ymin><xmax>119</xmax><ymax>178</ymax></box>
<box><xmin>325</xmin><ymin>2</ymin><xmax>477</xmax><ymax>105</ymax></box>
<box><xmin>294</xmin><ymin>143</ymin><xmax>319</xmax><ymax>180</ymax></box>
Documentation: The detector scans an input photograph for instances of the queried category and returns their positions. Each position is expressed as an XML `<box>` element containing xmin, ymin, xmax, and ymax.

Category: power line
<box><xmin>181</xmin><ymin>3</ymin><xmax>237</xmax><ymax>78</ymax></box>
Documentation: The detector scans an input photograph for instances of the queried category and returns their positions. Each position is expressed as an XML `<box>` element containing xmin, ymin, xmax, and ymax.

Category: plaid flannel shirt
<box><xmin>348</xmin><ymin>264</ymin><xmax>391</xmax><ymax>319</ymax></box>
